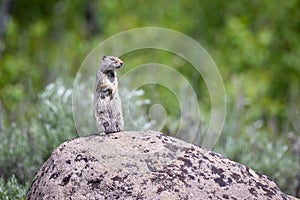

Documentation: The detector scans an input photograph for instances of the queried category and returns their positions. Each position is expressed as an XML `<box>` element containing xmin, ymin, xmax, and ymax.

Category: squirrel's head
<box><xmin>100</xmin><ymin>56</ymin><xmax>123</xmax><ymax>72</ymax></box>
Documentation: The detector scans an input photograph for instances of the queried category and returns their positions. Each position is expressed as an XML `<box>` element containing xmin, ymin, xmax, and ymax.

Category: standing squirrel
<box><xmin>93</xmin><ymin>55</ymin><xmax>124</xmax><ymax>134</ymax></box>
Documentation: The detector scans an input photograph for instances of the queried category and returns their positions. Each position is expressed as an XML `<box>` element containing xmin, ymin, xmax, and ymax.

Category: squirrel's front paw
<box><xmin>100</xmin><ymin>87</ymin><xmax>112</xmax><ymax>99</ymax></box>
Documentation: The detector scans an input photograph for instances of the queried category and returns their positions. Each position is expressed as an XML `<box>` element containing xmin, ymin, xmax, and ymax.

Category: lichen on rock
<box><xmin>27</xmin><ymin>131</ymin><xmax>295</xmax><ymax>200</ymax></box>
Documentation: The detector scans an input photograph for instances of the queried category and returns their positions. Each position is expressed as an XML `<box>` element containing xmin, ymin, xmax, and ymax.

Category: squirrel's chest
<box><xmin>105</xmin><ymin>70</ymin><xmax>116</xmax><ymax>83</ymax></box>
<box><xmin>95</xmin><ymin>70</ymin><xmax>118</xmax><ymax>100</ymax></box>
<box><xmin>96</xmin><ymin>70</ymin><xmax>116</xmax><ymax>83</ymax></box>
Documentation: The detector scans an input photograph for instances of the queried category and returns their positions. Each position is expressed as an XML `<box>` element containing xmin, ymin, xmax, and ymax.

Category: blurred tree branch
<box><xmin>0</xmin><ymin>0</ymin><xmax>12</xmax><ymax>55</ymax></box>
<box><xmin>0</xmin><ymin>0</ymin><xmax>11</xmax><ymax>38</ymax></box>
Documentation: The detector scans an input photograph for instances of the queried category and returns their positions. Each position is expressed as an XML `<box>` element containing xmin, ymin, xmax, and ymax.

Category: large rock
<box><xmin>27</xmin><ymin>131</ymin><xmax>295</xmax><ymax>200</ymax></box>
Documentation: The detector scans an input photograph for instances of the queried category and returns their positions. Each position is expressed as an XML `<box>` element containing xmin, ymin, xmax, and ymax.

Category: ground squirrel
<box><xmin>93</xmin><ymin>55</ymin><xmax>124</xmax><ymax>134</ymax></box>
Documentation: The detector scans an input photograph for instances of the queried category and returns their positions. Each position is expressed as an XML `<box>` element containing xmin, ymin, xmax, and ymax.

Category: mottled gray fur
<box><xmin>93</xmin><ymin>55</ymin><xmax>124</xmax><ymax>134</ymax></box>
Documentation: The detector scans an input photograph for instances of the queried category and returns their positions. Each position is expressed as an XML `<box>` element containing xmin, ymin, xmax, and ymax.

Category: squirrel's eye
<box><xmin>110</xmin><ymin>58</ymin><xmax>115</xmax><ymax>61</ymax></box>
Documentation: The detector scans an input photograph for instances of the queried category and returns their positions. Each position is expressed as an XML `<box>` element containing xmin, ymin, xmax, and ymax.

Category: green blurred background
<box><xmin>0</xmin><ymin>0</ymin><xmax>300</xmax><ymax>199</ymax></box>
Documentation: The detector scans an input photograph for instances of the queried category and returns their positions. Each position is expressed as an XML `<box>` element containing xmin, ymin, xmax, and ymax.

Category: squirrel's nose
<box><xmin>120</xmin><ymin>62</ymin><xmax>123</xmax><ymax>66</ymax></box>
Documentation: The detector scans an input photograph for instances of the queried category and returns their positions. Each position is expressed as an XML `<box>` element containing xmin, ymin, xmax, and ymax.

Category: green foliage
<box><xmin>215</xmin><ymin>115</ymin><xmax>300</xmax><ymax>194</ymax></box>
<box><xmin>36</xmin><ymin>79</ymin><xmax>76</xmax><ymax>156</ymax></box>
<box><xmin>0</xmin><ymin>79</ymin><xmax>75</xmax><ymax>183</ymax></box>
<box><xmin>121</xmin><ymin>88</ymin><xmax>154</xmax><ymax>131</ymax></box>
<box><xmin>0</xmin><ymin>175</ymin><xmax>26</xmax><ymax>200</ymax></box>
<box><xmin>0</xmin><ymin>0</ymin><xmax>299</xmax><ymax>198</ymax></box>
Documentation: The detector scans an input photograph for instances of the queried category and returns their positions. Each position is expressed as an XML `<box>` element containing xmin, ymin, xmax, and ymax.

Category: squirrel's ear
<box><xmin>102</xmin><ymin>55</ymin><xmax>107</xmax><ymax>60</ymax></box>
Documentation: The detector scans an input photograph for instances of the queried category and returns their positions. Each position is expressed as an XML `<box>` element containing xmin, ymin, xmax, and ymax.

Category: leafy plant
<box><xmin>0</xmin><ymin>175</ymin><xmax>26</xmax><ymax>200</ymax></box>
<box><xmin>0</xmin><ymin>79</ymin><xmax>76</xmax><ymax>183</ymax></box>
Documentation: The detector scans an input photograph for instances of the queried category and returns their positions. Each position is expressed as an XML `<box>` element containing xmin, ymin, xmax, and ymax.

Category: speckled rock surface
<box><xmin>27</xmin><ymin>131</ymin><xmax>294</xmax><ymax>200</ymax></box>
